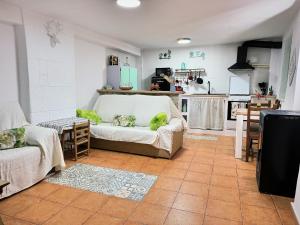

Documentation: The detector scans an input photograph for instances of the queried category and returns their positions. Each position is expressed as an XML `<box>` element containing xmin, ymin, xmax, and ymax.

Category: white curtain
<box><xmin>188</xmin><ymin>97</ymin><xmax>224</xmax><ymax>130</ymax></box>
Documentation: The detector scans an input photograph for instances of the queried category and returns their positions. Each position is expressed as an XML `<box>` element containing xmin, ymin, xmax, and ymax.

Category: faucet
<box><xmin>208</xmin><ymin>81</ymin><xmax>211</xmax><ymax>94</ymax></box>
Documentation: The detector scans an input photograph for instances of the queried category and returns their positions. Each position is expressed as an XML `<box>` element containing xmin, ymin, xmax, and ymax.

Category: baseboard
<box><xmin>291</xmin><ymin>202</ymin><xmax>300</xmax><ymax>225</ymax></box>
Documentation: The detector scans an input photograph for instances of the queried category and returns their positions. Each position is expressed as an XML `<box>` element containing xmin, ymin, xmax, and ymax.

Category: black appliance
<box><xmin>228</xmin><ymin>41</ymin><xmax>282</xmax><ymax>72</ymax></box>
<box><xmin>257</xmin><ymin>110</ymin><xmax>300</xmax><ymax>197</ymax></box>
<box><xmin>151</xmin><ymin>76</ymin><xmax>170</xmax><ymax>91</ymax></box>
<box><xmin>156</xmin><ymin>67</ymin><xmax>172</xmax><ymax>77</ymax></box>
<box><xmin>258</xmin><ymin>82</ymin><xmax>268</xmax><ymax>95</ymax></box>
<box><xmin>227</xmin><ymin>101</ymin><xmax>248</xmax><ymax>120</ymax></box>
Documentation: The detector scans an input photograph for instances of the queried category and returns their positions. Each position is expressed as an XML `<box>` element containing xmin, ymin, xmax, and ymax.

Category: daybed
<box><xmin>90</xmin><ymin>94</ymin><xmax>186</xmax><ymax>159</ymax></box>
<box><xmin>0</xmin><ymin>102</ymin><xmax>65</xmax><ymax>199</ymax></box>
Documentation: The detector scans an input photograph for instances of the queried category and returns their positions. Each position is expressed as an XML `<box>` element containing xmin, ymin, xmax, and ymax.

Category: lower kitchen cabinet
<box><xmin>179</xmin><ymin>95</ymin><xmax>228</xmax><ymax>130</ymax></box>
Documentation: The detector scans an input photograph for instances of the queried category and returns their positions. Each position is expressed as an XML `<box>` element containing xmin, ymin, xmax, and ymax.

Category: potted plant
<box><xmin>268</xmin><ymin>86</ymin><xmax>273</xmax><ymax>96</ymax></box>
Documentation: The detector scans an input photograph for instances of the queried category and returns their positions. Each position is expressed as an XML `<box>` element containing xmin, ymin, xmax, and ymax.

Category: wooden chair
<box><xmin>64</xmin><ymin>121</ymin><xmax>90</xmax><ymax>161</ymax></box>
<box><xmin>245</xmin><ymin>101</ymin><xmax>272</xmax><ymax>162</ymax></box>
<box><xmin>273</xmin><ymin>99</ymin><xmax>281</xmax><ymax>109</ymax></box>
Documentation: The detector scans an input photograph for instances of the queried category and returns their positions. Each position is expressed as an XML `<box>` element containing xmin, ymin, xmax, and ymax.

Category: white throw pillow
<box><xmin>0</xmin><ymin>102</ymin><xmax>28</xmax><ymax>131</ymax></box>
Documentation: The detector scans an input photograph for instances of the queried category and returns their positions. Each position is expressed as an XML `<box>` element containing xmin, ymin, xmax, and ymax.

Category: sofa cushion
<box><xmin>76</xmin><ymin>109</ymin><xmax>101</xmax><ymax>124</ymax></box>
<box><xmin>93</xmin><ymin>95</ymin><xmax>134</xmax><ymax>123</ymax></box>
<box><xmin>90</xmin><ymin>123</ymin><xmax>158</xmax><ymax>145</ymax></box>
<box><xmin>112</xmin><ymin>115</ymin><xmax>136</xmax><ymax>127</ymax></box>
<box><xmin>150</xmin><ymin>113</ymin><xmax>168</xmax><ymax>131</ymax></box>
<box><xmin>0</xmin><ymin>127</ymin><xmax>26</xmax><ymax>150</ymax></box>
<box><xmin>132</xmin><ymin>95</ymin><xmax>171</xmax><ymax>127</ymax></box>
<box><xmin>0</xmin><ymin>102</ymin><xmax>28</xmax><ymax>131</ymax></box>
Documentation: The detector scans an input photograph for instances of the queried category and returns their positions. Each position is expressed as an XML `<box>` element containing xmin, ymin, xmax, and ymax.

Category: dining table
<box><xmin>234</xmin><ymin>108</ymin><xmax>260</xmax><ymax>159</ymax></box>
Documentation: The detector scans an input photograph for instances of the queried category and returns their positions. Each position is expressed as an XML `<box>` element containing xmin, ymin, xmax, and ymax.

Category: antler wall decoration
<box><xmin>45</xmin><ymin>20</ymin><xmax>63</xmax><ymax>48</ymax></box>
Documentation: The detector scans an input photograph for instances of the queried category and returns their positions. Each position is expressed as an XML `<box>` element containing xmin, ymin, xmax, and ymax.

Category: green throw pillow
<box><xmin>150</xmin><ymin>112</ymin><xmax>168</xmax><ymax>131</ymax></box>
<box><xmin>76</xmin><ymin>109</ymin><xmax>101</xmax><ymax>125</ymax></box>
<box><xmin>0</xmin><ymin>127</ymin><xmax>26</xmax><ymax>150</ymax></box>
<box><xmin>112</xmin><ymin>115</ymin><xmax>136</xmax><ymax>127</ymax></box>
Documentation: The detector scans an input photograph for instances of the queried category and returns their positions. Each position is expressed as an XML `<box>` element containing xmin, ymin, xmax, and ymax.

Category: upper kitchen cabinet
<box><xmin>107</xmin><ymin>65</ymin><xmax>138</xmax><ymax>90</ymax></box>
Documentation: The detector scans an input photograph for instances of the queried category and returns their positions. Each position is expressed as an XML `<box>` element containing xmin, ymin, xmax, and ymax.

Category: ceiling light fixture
<box><xmin>116</xmin><ymin>0</ymin><xmax>141</xmax><ymax>8</ymax></box>
<box><xmin>177</xmin><ymin>38</ymin><xmax>192</xmax><ymax>44</ymax></box>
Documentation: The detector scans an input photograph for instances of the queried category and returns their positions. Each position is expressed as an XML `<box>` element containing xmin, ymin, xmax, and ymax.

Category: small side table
<box><xmin>37</xmin><ymin>117</ymin><xmax>89</xmax><ymax>151</ymax></box>
<box><xmin>0</xmin><ymin>179</ymin><xmax>9</xmax><ymax>225</ymax></box>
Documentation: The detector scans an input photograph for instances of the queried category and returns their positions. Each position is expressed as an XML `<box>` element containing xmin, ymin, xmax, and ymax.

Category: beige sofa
<box><xmin>0</xmin><ymin>102</ymin><xmax>65</xmax><ymax>199</ymax></box>
<box><xmin>90</xmin><ymin>95</ymin><xmax>186</xmax><ymax>159</ymax></box>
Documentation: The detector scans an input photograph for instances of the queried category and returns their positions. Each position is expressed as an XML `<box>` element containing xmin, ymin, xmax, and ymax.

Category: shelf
<box><xmin>175</xmin><ymin>68</ymin><xmax>206</xmax><ymax>76</ymax></box>
<box><xmin>251</xmin><ymin>64</ymin><xmax>270</xmax><ymax>69</ymax></box>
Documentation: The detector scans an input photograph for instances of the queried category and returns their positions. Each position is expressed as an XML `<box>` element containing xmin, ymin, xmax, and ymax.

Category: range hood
<box><xmin>228</xmin><ymin>46</ymin><xmax>254</xmax><ymax>71</ymax></box>
<box><xmin>228</xmin><ymin>41</ymin><xmax>282</xmax><ymax>72</ymax></box>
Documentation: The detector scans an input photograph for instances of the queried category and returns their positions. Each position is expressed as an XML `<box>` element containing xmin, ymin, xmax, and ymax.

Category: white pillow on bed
<box><xmin>0</xmin><ymin>102</ymin><xmax>28</xmax><ymax>131</ymax></box>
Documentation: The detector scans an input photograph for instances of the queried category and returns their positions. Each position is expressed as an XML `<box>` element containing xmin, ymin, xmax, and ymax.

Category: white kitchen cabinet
<box><xmin>179</xmin><ymin>94</ymin><xmax>228</xmax><ymax>130</ymax></box>
<box><xmin>179</xmin><ymin>96</ymin><xmax>190</xmax><ymax>124</ymax></box>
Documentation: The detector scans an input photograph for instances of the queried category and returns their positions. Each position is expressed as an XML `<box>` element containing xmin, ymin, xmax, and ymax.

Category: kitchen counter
<box><xmin>97</xmin><ymin>89</ymin><xmax>183</xmax><ymax>96</ymax></box>
<box><xmin>180</xmin><ymin>93</ymin><xmax>228</xmax><ymax>97</ymax></box>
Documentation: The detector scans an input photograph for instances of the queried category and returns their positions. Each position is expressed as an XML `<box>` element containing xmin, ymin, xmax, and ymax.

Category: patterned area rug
<box><xmin>46</xmin><ymin>163</ymin><xmax>157</xmax><ymax>201</ymax></box>
<box><xmin>184</xmin><ymin>134</ymin><xmax>218</xmax><ymax>141</ymax></box>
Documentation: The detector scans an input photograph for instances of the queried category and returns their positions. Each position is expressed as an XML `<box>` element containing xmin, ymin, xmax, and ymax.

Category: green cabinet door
<box><xmin>120</xmin><ymin>66</ymin><xmax>130</xmax><ymax>86</ymax></box>
<box><xmin>129</xmin><ymin>67</ymin><xmax>138</xmax><ymax>90</ymax></box>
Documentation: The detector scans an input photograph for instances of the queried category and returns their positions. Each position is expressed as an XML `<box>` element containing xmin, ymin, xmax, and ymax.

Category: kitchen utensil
<box><xmin>196</xmin><ymin>77</ymin><xmax>203</xmax><ymax>84</ymax></box>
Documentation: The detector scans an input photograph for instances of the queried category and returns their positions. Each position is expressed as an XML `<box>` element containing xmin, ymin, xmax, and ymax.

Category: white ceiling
<box><xmin>6</xmin><ymin>0</ymin><xmax>300</xmax><ymax>49</ymax></box>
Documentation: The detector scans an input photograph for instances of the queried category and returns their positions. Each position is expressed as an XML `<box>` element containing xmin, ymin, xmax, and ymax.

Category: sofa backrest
<box><xmin>93</xmin><ymin>95</ymin><xmax>135</xmax><ymax>123</ymax></box>
<box><xmin>93</xmin><ymin>95</ymin><xmax>171</xmax><ymax>126</ymax></box>
<box><xmin>0</xmin><ymin>101</ymin><xmax>28</xmax><ymax>131</ymax></box>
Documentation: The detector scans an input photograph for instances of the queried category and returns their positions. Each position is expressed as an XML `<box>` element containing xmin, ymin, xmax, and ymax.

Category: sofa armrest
<box><xmin>157</xmin><ymin>118</ymin><xmax>184</xmax><ymax>153</ymax></box>
<box><xmin>25</xmin><ymin>125</ymin><xmax>65</xmax><ymax>169</ymax></box>
<box><xmin>158</xmin><ymin>118</ymin><xmax>184</xmax><ymax>132</ymax></box>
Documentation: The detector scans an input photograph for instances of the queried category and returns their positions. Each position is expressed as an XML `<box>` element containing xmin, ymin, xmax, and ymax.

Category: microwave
<box><xmin>156</xmin><ymin>67</ymin><xmax>172</xmax><ymax>77</ymax></box>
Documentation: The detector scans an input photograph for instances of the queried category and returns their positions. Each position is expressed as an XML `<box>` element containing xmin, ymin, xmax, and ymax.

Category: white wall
<box><xmin>106</xmin><ymin>48</ymin><xmax>137</xmax><ymax>68</ymax></box>
<box><xmin>142</xmin><ymin>45</ymin><xmax>271</xmax><ymax>93</ymax></box>
<box><xmin>269</xmin><ymin>49</ymin><xmax>283</xmax><ymax>96</ymax></box>
<box><xmin>0</xmin><ymin>1</ymin><xmax>22</xmax><ymax>25</ymax></box>
<box><xmin>0</xmin><ymin>1</ymin><xmax>141</xmax><ymax>123</ymax></box>
<box><xmin>142</xmin><ymin>45</ymin><xmax>238</xmax><ymax>92</ymax></box>
<box><xmin>248</xmin><ymin>48</ymin><xmax>271</xmax><ymax>94</ymax></box>
<box><xmin>281</xmin><ymin>9</ymin><xmax>300</xmax><ymax>110</ymax></box>
<box><xmin>292</xmin><ymin>168</ymin><xmax>300</xmax><ymax>224</ymax></box>
<box><xmin>74</xmin><ymin>26</ymin><xmax>141</xmax><ymax>57</ymax></box>
<box><xmin>75</xmin><ymin>38</ymin><xmax>106</xmax><ymax>109</ymax></box>
<box><xmin>0</xmin><ymin>23</ymin><xmax>19</xmax><ymax>103</ymax></box>
<box><xmin>22</xmin><ymin>10</ymin><xmax>77</xmax><ymax>124</ymax></box>
<box><xmin>282</xmin><ymin>8</ymin><xmax>300</xmax><ymax>224</ymax></box>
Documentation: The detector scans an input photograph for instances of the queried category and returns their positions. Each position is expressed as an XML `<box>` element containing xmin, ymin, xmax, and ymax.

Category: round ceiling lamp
<box><xmin>177</xmin><ymin>38</ymin><xmax>192</xmax><ymax>45</ymax></box>
<box><xmin>116</xmin><ymin>0</ymin><xmax>141</xmax><ymax>8</ymax></box>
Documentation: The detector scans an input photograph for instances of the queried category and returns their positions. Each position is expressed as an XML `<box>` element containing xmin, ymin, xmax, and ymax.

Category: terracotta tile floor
<box><xmin>0</xmin><ymin>135</ymin><xmax>297</xmax><ymax>225</ymax></box>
